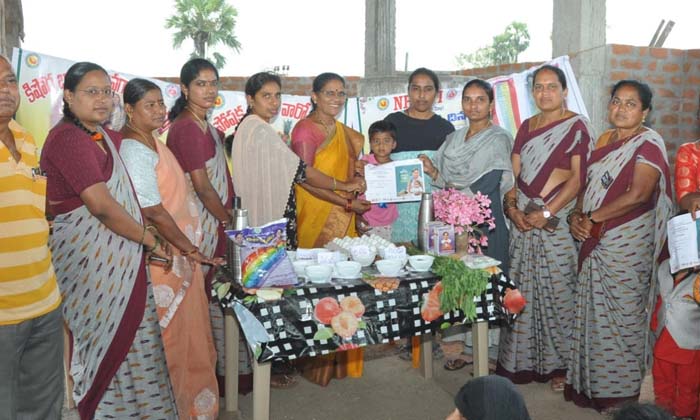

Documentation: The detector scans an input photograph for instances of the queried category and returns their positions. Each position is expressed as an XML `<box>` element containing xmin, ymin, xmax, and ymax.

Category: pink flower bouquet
<box><xmin>432</xmin><ymin>189</ymin><xmax>495</xmax><ymax>253</ymax></box>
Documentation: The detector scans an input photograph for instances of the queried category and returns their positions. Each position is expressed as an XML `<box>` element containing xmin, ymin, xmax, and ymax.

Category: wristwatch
<box><xmin>586</xmin><ymin>211</ymin><xmax>598</xmax><ymax>224</ymax></box>
<box><xmin>541</xmin><ymin>205</ymin><xmax>552</xmax><ymax>219</ymax></box>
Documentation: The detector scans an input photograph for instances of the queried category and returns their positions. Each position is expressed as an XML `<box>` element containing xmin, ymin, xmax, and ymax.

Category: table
<box><xmin>216</xmin><ymin>268</ymin><xmax>515</xmax><ymax>420</ymax></box>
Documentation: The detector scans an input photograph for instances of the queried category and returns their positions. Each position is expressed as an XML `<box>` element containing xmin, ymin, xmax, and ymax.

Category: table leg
<box><xmin>471</xmin><ymin>321</ymin><xmax>489</xmax><ymax>377</ymax></box>
<box><xmin>419</xmin><ymin>334</ymin><xmax>433</xmax><ymax>379</ymax></box>
<box><xmin>252</xmin><ymin>358</ymin><xmax>271</xmax><ymax>420</ymax></box>
<box><xmin>224</xmin><ymin>311</ymin><xmax>239</xmax><ymax>413</ymax></box>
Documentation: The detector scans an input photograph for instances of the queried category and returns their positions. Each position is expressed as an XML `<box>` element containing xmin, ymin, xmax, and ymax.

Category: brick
<box><xmin>610</xmin><ymin>71</ymin><xmax>628</xmax><ymax>81</ymax></box>
<box><xmin>647</xmin><ymin>61</ymin><xmax>657</xmax><ymax>71</ymax></box>
<box><xmin>671</xmin><ymin>102</ymin><xmax>681</xmax><ymax>112</ymax></box>
<box><xmin>671</xmin><ymin>49</ymin><xmax>684</xmax><ymax>57</ymax></box>
<box><xmin>661</xmin><ymin>114</ymin><xmax>679</xmax><ymax>125</ymax></box>
<box><xmin>681</xmin><ymin>116</ymin><xmax>695</xmax><ymax>125</ymax></box>
<box><xmin>612</xmin><ymin>44</ymin><xmax>634</xmax><ymax>55</ymax></box>
<box><xmin>671</xmin><ymin>76</ymin><xmax>682</xmax><ymax>85</ymax></box>
<box><xmin>670</xmin><ymin>128</ymin><xmax>680</xmax><ymax>139</ymax></box>
<box><xmin>662</xmin><ymin>63</ymin><xmax>680</xmax><ymax>72</ymax></box>
<box><xmin>621</xmin><ymin>59</ymin><xmax>643</xmax><ymax>70</ymax></box>
<box><xmin>688</xmin><ymin>76</ymin><xmax>700</xmax><ymax>85</ymax></box>
<box><xmin>657</xmin><ymin>88</ymin><xmax>677</xmax><ymax>98</ymax></box>
<box><xmin>683</xmin><ymin>102</ymin><xmax>698</xmax><ymax>112</ymax></box>
<box><xmin>688</xmin><ymin>50</ymin><xmax>700</xmax><ymax>59</ymax></box>
<box><xmin>650</xmin><ymin>48</ymin><xmax>669</xmax><ymax>59</ymax></box>
<box><xmin>645</xmin><ymin>75</ymin><xmax>666</xmax><ymax>85</ymax></box>
<box><xmin>610</xmin><ymin>58</ymin><xmax>618</xmax><ymax>67</ymax></box>
<box><xmin>684</xmin><ymin>63</ymin><xmax>692</xmax><ymax>72</ymax></box>
<box><xmin>683</xmin><ymin>89</ymin><xmax>698</xmax><ymax>99</ymax></box>
<box><xmin>638</xmin><ymin>47</ymin><xmax>649</xmax><ymax>57</ymax></box>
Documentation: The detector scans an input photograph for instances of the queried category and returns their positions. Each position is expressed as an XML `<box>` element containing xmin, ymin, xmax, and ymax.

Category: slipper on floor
<box><xmin>444</xmin><ymin>358</ymin><xmax>472</xmax><ymax>371</ymax></box>
<box><xmin>270</xmin><ymin>374</ymin><xmax>298</xmax><ymax>389</ymax></box>
<box><xmin>550</xmin><ymin>378</ymin><xmax>565</xmax><ymax>392</ymax></box>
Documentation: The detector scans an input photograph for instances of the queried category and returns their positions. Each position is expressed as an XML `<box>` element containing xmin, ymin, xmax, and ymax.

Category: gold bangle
<box><xmin>146</xmin><ymin>235</ymin><xmax>160</xmax><ymax>253</ymax></box>
<box><xmin>138</xmin><ymin>225</ymin><xmax>147</xmax><ymax>245</ymax></box>
<box><xmin>333</xmin><ymin>178</ymin><xmax>337</xmax><ymax>191</ymax></box>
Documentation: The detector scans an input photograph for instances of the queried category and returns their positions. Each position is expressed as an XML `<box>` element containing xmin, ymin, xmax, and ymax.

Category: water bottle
<box><xmin>230</xmin><ymin>208</ymin><xmax>248</xmax><ymax>283</ymax></box>
<box><xmin>417</xmin><ymin>193</ymin><xmax>433</xmax><ymax>251</ymax></box>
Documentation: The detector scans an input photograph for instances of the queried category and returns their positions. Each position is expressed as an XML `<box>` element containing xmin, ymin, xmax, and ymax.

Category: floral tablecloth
<box><xmin>215</xmin><ymin>268</ymin><xmax>515</xmax><ymax>363</ymax></box>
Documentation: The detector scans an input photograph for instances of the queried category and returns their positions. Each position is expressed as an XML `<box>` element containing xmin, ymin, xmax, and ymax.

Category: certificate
<box><xmin>364</xmin><ymin>158</ymin><xmax>426</xmax><ymax>203</ymax></box>
<box><xmin>667</xmin><ymin>211</ymin><xmax>700</xmax><ymax>273</ymax></box>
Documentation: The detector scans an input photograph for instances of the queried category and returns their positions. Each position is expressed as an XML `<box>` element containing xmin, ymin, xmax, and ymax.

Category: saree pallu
<box><xmin>50</xmin><ymin>129</ymin><xmax>175</xmax><ymax>419</ymax></box>
<box><xmin>565</xmin><ymin>129</ymin><xmax>673</xmax><ymax>411</ymax></box>
<box><xmin>183</xmin><ymin>124</ymin><xmax>235</xmax><ymax>381</ymax></box>
<box><xmin>497</xmin><ymin>115</ymin><xmax>593</xmax><ymax>384</ymax></box>
<box><xmin>295</xmin><ymin>121</ymin><xmax>357</xmax><ymax>248</ymax></box>
<box><xmin>152</xmin><ymin>141</ymin><xmax>218</xmax><ymax>418</ymax></box>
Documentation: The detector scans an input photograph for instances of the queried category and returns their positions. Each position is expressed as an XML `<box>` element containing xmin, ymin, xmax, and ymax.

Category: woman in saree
<box><xmin>497</xmin><ymin>65</ymin><xmax>594</xmax><ymax>392</ymax></box>
<box><xmin>290</xmin><ymin>72</ymin><xmax>369</xmax><ymax>386</ymax></box>
<box><xmin>231</xmin><ymin>72</ymin><xmax>365</xmax><ymax>247</ymax></box>
<box><xmin>419</xmin><ymin>78</ymin><xmax>514</xmax><ymax>371</ymax></box>
<box><xmin>291</xmin><ymin>72</ymin><xmax>370</xmax><ymax>249</ymax></box>
<box><xmin>119</xmin><ymin>78</ymin><xmax>219</xmax><ymax>418</ymax></box>
<box><xmin>566</xmin><ymin>80</ymin><xmax>673</xmax><ymax>412</ymax></box>
<box><xmin>166</xmin><ymin>58</ymin><xmax>234</xmax><ymax>391</ymax></box>
<box><xmin>40</xmin><ymin>62</ymin><xmax>176</xmax><ymax>419</ymax></box>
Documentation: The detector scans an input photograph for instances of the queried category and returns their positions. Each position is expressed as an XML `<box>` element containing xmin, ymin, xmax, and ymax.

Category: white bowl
<box><xmin>292</xmin><ymin>260</ymin><xmax>313</xmax><ymax>277</ymax></box>
<box><xmin>408</xmin><ymin>255</ymin><xmax>435</xmax><ymax>272</ymax></box>
<box><xmin>375</xmin><ymin>259</ymin><xmax>403</xmax><ymax>277</ymax></box>
<box><xmin>351</xmin><ymin>248</ymin><xmax>377</xmax><ymax>267</ymax></box>
<box><xmin>305</xmin><ymin>264</ymin><xmax>333</xmax><ymax>284</ymax></box>
<box><xmin>334</xmin><ymin>261</ymin><xmax>362</xmax><ymax>278</ymax></box>
<box><xmin>286</xmin><ymin>250</ymin><xmax>296</xmax><ymax>261</ymax></box>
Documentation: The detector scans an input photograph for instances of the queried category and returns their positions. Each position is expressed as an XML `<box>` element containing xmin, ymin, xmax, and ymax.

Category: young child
<box><xmin>651</xmin><ymin>260</ymin><xmax>700</xmax><ymax>420</ymax></box>
<box><xmin>357</xmin><ymin>120</ymin><xmax>399</xmax><ymax>241</ymax></box>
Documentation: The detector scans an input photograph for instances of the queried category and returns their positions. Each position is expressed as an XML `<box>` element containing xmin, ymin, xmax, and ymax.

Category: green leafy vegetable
<box><xmin>313</xmin><ymin>327</ymin><xmax>334</xmax><ymax>341</ymax></box>
<box><xmin>432</xmin><ymin>256</ymin><xmax>489</xmax><ymax>321</ymax></box>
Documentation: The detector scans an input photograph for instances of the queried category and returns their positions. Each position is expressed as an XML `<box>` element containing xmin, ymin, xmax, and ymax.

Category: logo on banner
<box><xmin>446</xmin><ymin>89</ymin><xmax>458</xmax><ymax>100</ymax></box>
<box><xmin>165</xmin><ymin>84</ymin><xmax>179</xmax><ymax>98</ymax></box>
<box><xmin>214</xmin><ymin>95</ymin><xmax>225</xmax><ymax>109</ymax></box>
<box><xmin>25</xmin><ymin>54</ymin><xmax>40</xmax><ymax>68</ymax></box>
<box><xmin>377</xmin><ymin>97</ymin><xmax>389</xmax><ymax>111</ymax></box>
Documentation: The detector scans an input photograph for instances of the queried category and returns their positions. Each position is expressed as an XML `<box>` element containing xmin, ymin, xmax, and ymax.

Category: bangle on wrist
<box><xmin>220</xmin><ymin>220</ymin><xmax>229</xmax><ymax>229</ymax></box>
<box><xmin>586</xmin><ymin>210</ymin><xmax>598</xmax><ymax>224</ymax></box>
<box><xmin>145</xmin><ymin>235</ymin><xmax>160</xmax><ymax>253</ymax></box>
<box><xmin>345</xmin><ymin>198</ymin><xmax>353</xmax><ymax>212</ymax></box>
<box><xmin>181</xmin><ymin>246</ymin><xmax>198</xmax><ymax>256</ymax></box>
<box><xmin>332</xmin><ymin>178</ymin><xmax>337</xmax><ymax>191</ymax></box>
<box><xmin>138</xmin><ymin>225</ymin><xmax>147</xmax><ymax>245</ymax></box>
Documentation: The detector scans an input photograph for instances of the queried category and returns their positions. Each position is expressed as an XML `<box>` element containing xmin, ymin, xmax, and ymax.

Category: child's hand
<box><xmin>354</xmin><ymin>160</ymin><xmax>367</xmax><ymax>177</ymax></box>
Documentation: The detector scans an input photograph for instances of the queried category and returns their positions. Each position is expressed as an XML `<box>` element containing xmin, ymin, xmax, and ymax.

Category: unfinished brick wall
<box><xmin>607</xmin><ymin>44</ymin><xmax>700</xmax><ymax>155</ymax></box>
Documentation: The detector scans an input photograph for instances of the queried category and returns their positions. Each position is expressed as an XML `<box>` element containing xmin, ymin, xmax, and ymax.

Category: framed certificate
<box><xmin>364</xmin><ymin>158</ymin><xmax>426</xmax><ymax>203</ymax></box>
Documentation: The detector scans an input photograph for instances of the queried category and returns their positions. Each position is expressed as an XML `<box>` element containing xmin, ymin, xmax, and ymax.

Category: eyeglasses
<box><xmin>78</xmin><ymin>88</ymin><xmax>114</xmax><ymax>98</ymax></box>
<box><xmin>321</xmin><ymin>90</ymin><xmax>347</xmax><ymax>99</ymax></box>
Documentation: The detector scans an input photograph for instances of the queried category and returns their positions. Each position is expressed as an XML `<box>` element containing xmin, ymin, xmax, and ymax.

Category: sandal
<box><xmin>550</xmin><ymin>377</ymin><xmax>566</xmax><ymax>392</ymax></box>
<box><xmin>444</xmin><ymin>358</ymin><xmax>471</xmax><ymax>371</ymax></box>
<box><xmin>270</xmin><ymin>374</ymin><xmax>298</xmax><ymax>389</ymax></box>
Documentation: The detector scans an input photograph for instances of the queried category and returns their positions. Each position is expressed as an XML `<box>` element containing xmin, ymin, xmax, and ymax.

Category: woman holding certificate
<box><xmin>291</xmin><ymin>72</ymin><xmax>370</xmax><ymax>248</ymax></box>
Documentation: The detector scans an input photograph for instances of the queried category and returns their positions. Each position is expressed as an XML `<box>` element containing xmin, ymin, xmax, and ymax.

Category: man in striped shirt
<box><xmin>0</xmin><ymin>55</ymin><xmax>63</xmax><ymax>420</ymax></box>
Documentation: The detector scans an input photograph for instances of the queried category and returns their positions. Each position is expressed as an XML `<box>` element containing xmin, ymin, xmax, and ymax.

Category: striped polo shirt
<box><xmin>0</xmin><ymin>119</ymin><xmax>61</xmax><ymax>325</ymax></box>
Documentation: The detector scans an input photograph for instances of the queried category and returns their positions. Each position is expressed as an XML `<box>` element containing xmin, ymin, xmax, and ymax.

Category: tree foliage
<box><xmin>165</xmin><ymin>0</ymin><xmax>242</xmax><ymax>69</ymax></box>
<box><xmin>455</xmin><ymin>22</ymin><xmax>530</xmax><ymax>69</ymax></box>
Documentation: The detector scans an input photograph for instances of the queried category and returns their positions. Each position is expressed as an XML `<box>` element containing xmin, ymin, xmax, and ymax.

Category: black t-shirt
<box><xmin>384</xmin><ymin>111</ymin><xmax>455</xmax><ymax>152</ymax></box>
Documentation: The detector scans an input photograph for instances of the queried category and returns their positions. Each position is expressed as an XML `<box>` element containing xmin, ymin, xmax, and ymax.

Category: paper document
<box><xmin>667</xmin><ymin>211</ymin><xmax>700</xmax><ymax>273</ymax></box>
<box><xmin>364</xmin><ymin>158</ymin><xmax>425</xmax><ymax>203</ymax></box>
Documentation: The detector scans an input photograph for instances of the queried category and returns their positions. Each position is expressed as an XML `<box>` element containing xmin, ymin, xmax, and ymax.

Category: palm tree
<box><xmin>165</xmin><ymin>0</ymin><xmax>242</xmax><ymax>69</ymax></box>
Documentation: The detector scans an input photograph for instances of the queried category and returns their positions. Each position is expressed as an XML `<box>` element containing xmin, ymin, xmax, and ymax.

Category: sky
<box><xmin>20</xmin><ymin>0</ymin><xmax>700</xmax><ymax>78</ymax></box>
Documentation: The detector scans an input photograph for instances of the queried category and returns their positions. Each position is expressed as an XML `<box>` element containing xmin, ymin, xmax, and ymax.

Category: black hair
<box><xmin>611</xmin><ymin>79</ymin><xmax>653</xmax><ymax>111</ymax></box>
<box><xmin>408</xmin><ymin>67</ymin><xmax>440</xmax><ymax>92</ymax></box>
<box><xmin>62</xmin><ymin>62</ymin><xmax>109</xmax><ymax>121</ymax></box>
<box><xmin>463</xmin><ymin>79</ymin><xmax>494</xmax><ymax>103</ymax></box>
<box><xmin>123</xmin><ymin>78</ymin><xmax>161</xmax><ymax>106</ymax></box>
<box><xmin>368</xmin><ymin>120</ymin><xmax>397</xmax><ymax>142</ymax></box>
<box><xmin>532</xmin><ymin>64</ymin><xmax>567</xmax><ymax>91</ymax></box>
<box><xmin>226</xmin><ymin>71</ymin><xmax>283</xmax><ymax>155</ymax></box>
<box><xmin>612</xmin><ymin>402</ymin><xmax>672</xmax><ymax>420</ymax></box>
<box><xmin>168</xmin><ymin>58</ymin><xmax>219</xmax><ymax>122</ymax></box>
<box><xmin>310</xmin><ymin>72</ymin><xmax>345</xmax><ymax>112</ymax></box>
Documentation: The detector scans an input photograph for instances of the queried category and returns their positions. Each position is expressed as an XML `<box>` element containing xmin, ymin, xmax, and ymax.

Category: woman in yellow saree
<box><xmin>292</xmin><ymin>73</ymin><xmax>369</xmax><ymax>248</ymax></box>
<box><xmin>291</xmin><ymin>72</ymin><xmax>370</xmax><ymax>385</ymax></box>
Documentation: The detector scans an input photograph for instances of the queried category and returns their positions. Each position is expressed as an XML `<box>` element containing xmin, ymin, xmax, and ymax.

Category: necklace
<box><xmin>186</xmin><ymin>106</ymin><xmax>208</xmax><ymax>131</ymax></box>
<box><xmin>533</xmin><ymin>107</ymin><xmax>566</xmax><ymax>131</ymax></box>
<box><xmin>609</xmin><ymin>125</ymin><xmax>644</xmax><ymax>147</ymax></box>
<box><xmin>466</xmin><ymin>121</ymin><xmax>492</xmax><ymax>140</ymax></box>
<box><xmin>313</xmin><ymin>113</ymin><xmax>335</xmax><ymax>135</ymax></box>
<box><xmin>126</xmin><ymin>122</ymin><xmax>157</xmax><ymax>150</ymax></box>
<box><xmin>71</xmin><ymin>117</ymin><xmax>104</xmax><ymax>142</ymax></box>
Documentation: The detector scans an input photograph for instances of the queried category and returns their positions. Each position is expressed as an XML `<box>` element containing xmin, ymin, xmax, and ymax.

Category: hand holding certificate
<box><xmin>667</xmin><ymin>211</ymin><xmax>700</xmax><ymax>273</ymax></box>
<box><xmin>364</xmin><ymin>158</ymin><xmax>426</xmax><ymax>203</ymax></box>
